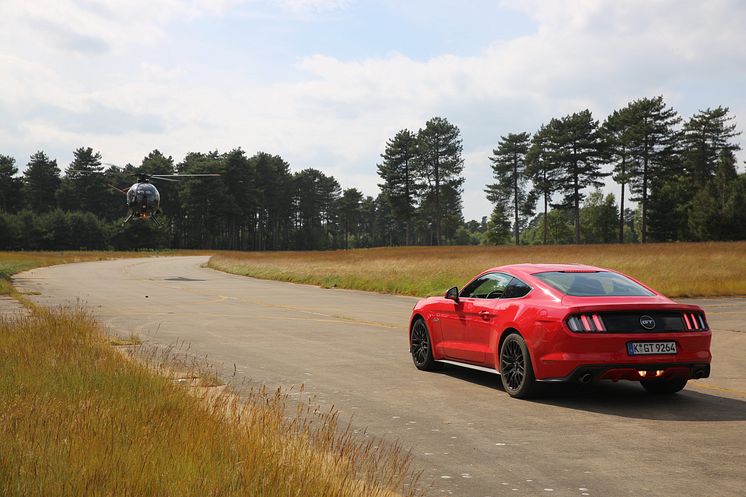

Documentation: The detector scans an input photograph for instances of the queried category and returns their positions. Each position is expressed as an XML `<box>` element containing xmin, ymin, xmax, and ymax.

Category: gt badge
<box><xmin>640</xmin><ymin>315</ymin><xmax>656</xmax><ymax>330</ymax></box>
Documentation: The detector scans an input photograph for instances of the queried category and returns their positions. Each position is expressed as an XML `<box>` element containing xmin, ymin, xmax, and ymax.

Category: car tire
<box><xmin>640</xmin><ymin>377</ymin><xmax>688</xmax><ymax>394</ymax></box>
<box><xmin>499</xmin><ymin>333</ymin><xmax>537</xmax><ymax>399</ymax></box>
<box><xmin>410</xmin><ymin>318</ymin><xmax>438</xmax><ymax>371</ymax></box>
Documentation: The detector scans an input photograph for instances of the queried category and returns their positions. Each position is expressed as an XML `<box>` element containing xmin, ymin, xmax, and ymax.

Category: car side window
<box><xmin>460</xmin><ymin>273</ymin><xmax>512</xmax><ymax>299</ymax></box>
<box><xmin>501</xmin><ymin>277</ymin><xmax>531</xmax><ymax>299</ymax></box>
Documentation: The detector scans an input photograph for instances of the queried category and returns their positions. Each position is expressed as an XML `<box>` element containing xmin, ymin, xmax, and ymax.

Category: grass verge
<box><xmin>0</xmin><ymin>308</ymin><xmax>418</xmax><ymax>496</ymax></box>
<box><xmin>208</xmin><ymin>242</ymin><xmax>746</xmax><ymax>298</ymax></box>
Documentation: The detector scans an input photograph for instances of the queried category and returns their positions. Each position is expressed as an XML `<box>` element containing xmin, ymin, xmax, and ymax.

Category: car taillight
<box><xmin>682</xmin><ymin>312</ymin><xmax>708</xmax><ymax>331</ymax></box>
<box><xmin>567</xmin><ymin>313</ymin><xmax>606</xmax><ymax>333</ymax></box>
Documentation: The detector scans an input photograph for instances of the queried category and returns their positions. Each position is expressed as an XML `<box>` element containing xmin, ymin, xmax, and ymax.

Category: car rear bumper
<box><xmin>538</xmin><ymin>362</ymin><xmax>710</xmax><ymax>383</ymax></box>
<box><xmin>532</xmin><ymin>330</ymin><xmax>712</xmax><ymax>382</ymax></box>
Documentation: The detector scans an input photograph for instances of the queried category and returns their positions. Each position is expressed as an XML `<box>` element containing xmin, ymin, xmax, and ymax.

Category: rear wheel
<box><xmin>641</xmin><ymin>377</ymin><xmax>688</xmax><ymax>394</ymax></box>
<box><xmin>499</xmin><ymin>333</ymin><xmax>537</xmax><ymax>399</ymax></box>
<box><xmin>410</xmin><ymin>318</ymin><xmax>438</xmax><ymax>371</ymax></box>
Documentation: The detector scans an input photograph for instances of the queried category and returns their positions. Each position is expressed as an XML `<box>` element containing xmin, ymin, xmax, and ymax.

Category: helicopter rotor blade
<box><xmin>149</xmin><ymin>176</ymin><xmax>179</xmax><ymax>182</ymax></box>
<box><xmin>151</xmin><ymin>174</ymin><xmax>221</xmax><ymax>178</ymax></box>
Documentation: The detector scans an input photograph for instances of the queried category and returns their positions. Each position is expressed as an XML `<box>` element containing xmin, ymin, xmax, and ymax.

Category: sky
<box><xmin>2</xmin><ymin>0</ymin><xmax>745</xmax><ymax>221</ymax></box>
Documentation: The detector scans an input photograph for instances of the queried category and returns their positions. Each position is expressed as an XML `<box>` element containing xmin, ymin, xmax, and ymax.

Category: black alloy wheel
<box><xmin>410</xmin><ymin>318</ymin><xmax>437</xmax><ymax>371</ymax></box>
<box><xmin>499</xmin><ymin>333</ymin><xmax>537</xmax><ymax>398</ymax></box>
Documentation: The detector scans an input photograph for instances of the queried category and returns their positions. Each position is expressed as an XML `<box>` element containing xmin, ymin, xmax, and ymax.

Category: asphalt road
<box><xmin>15</xmin><ymin>256</ymin><xmax>746</xmax><ymax>497</ymax></box>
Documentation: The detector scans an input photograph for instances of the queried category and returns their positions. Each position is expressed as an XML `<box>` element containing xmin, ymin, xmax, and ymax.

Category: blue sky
<box><xmin>2</xmin><ymin>0</ymin><xmax>745</xmax><ymax>220</ymax></box>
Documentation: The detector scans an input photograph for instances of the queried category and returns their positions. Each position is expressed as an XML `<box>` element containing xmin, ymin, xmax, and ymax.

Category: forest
<box><xmin>0</xmin><ymin>95</ymin><xmax>744</xmax><ymax>251</ymax></box>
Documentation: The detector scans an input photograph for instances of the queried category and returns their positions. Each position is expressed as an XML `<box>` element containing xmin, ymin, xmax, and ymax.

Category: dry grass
<box><xmin>209</xmin><ymin>242</ymin><xmax>746</xmax><ymax>298</ymax></box>
<box><xmin>109</xmin><ymin>332</ymin><xmax>143</xmax><ymax>346</ymax></box>
<box><xmin>0</xmin><ymin>308</ymin><xmax>419</xmax><ymax>497</ymax></box>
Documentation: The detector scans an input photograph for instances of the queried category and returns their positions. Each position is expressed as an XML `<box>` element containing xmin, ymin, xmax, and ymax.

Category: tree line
<box><xmin>0</xmin><ymin>148</ymin><xmax>391</xmax><ymax>250</ymax></box>
<box><xmin>0</xmin><ymin>96</ymin><xmax>744</xmax><ymax>251</ymax></box>
<box><xmin>481</xmin><ymin>97</ymin><xmax>746</xmax><ymax>244</ymax></box>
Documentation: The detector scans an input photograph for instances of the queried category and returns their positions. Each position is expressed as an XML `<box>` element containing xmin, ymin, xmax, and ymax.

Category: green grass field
<box><xmin>209</xmin><ymin>242</ymin><xmax>746</xmax><ymax>298</ymax></box>
<box><xmin>0</xmin><ymin>308</ymin><xmax>417</xmax><ymax>497</ymax></box>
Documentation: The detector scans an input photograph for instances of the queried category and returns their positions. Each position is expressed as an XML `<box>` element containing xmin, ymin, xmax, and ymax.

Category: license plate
<box><xmin>627</xmin><ymin>341</ymin><xmax>677</xmax><ymax>355</ymax></box>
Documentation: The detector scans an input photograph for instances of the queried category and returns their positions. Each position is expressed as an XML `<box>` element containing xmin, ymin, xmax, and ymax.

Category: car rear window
<box><xmin>533</xmin><ymin>271</ymin><xmax>655</xmax><ymax>297</ymax></box>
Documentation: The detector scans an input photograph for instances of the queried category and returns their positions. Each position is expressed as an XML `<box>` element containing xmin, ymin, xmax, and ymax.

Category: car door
<box><xmin>441</xmin><ymin>273</ymin><xmax>512</xmax><ymax>364</ymax></box>
<box><xmin>464</xmin><ymin>273</ymin><xmax>513</xmax><ymax>365</ymax></box>
<box><xmin>438</xmin><ymin>296</ymin><xmax>476</xmax><ymax>362</ymax></box>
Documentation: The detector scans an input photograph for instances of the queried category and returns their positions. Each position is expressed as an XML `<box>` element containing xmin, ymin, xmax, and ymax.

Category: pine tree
<box><xmin>0</xmin><ymin>155</ymin><xmax>22</xmax><ymax>213</ymax></box>
<box><xmin>485</xmin><ymin>200</ymin><xmax>512</xmax><ymax>244</ymax></box>
<box><xmin>360</xmin><ymin>195</ymin><xmax>381</xmax><ymax>247</ymax></box>
<box><xmin>291</xmin><ymin>169</ymin><xmax>337</xmax><ymax>250</ymax></box>
<box><xmin>252</xmin><ymin>153</ymin><xmax>293</xmax><ymax>250</ymax></box>
<box><xmin>23</xmin><ymin>151</ymin><xmax>61</xmax><ymax>213</ymax></box>
<box><xmin>58</xmin><ymin>147</ymin><xmax>107</xmax><ymax>214</ymax></box>
<box><xmin>415</xmin><ymin>117</ymin><xmax>465</xmax><ymax>245</ymax></box>
<box><xmin>626</xmin><ymin>96</ymin><xmax>681</xmax><ymax>243</ymax></box>
<box><xmin>176</xmin><ymin>151</ymin><xmax>226</xmax><ymax>248</ymax></box>
<box><xmin>579</xmin><ymin>190</ymin><xmax>618</xmax><ymax>243</ymax></box>
<box><xmin>601</xmin><ymin>106</ymin><xmax>638</xmax><ymax>243</ymax></box>
<box><xmin>318</xmin><ymin>175</ymin><xmax>341</xmax><ymax>248</ymax></box>
<box><xmin>222</xmin><ymin>149</ymin><xmax>256</xmax><ymax>250</ymax></box>
<box><xmin>377</xmin><ymin>129</ymin><xmax>417</xmax><ymax>245</ymax></box>
<box><xmin>338</xmin><ymin>188</ymin><xmax>363</xmax><ymax>249</ymax></box>
<box><xmin>525</xmin><ymin>122</ymin><xmax>562</xmax><ymax>244</ymax></box>
<box><xmin>683</xmin><ymin>106</ymin><xmax>741</xmax><ymax>183</ymax></box>
<box><xmin>688</xmin><ymin>150</ymin><xmax>746</xmax><ymax>240</ymax></box>
<box><xmin>486</xmin><ymin>132</ymin><xmax>532</xmax><ymax>245</ymax></box>
<box><xmin>553</xmin><ymin>110</ymin><xmax>607</xmax><ymax>244</ymax></box>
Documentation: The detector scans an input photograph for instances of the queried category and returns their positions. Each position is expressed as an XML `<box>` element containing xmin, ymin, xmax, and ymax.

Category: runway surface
<box><xmin>16</xmin><ymin>256</ymin><xmax>746</xmax><ymax>497</ymax></box>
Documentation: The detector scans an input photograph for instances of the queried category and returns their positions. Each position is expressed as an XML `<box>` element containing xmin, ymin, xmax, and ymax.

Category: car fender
<box><xmin>493</xmin><ymin>304</ymin><xmax>551</xmax><ymax>374</ymax></box>
<box><xmin>409</xmin><ymin>301</ymin><xmax>445</xmax><ymax>359</ymax></box>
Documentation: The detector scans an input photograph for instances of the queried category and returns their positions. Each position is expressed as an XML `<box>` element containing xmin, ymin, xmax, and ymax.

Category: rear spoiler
<box><xmin>560</xmin><ymin>294</ymin><xmax>704</xmax><ymax>313</ymax></box>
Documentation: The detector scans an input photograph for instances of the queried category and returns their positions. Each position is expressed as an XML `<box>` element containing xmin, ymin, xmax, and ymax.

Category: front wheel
<box><xmin>641</xmin><ymin>377</ymin><xmax>688</xmax><ymax>394</ymax></box>
<box><xmin>499</xmin><ymin>333</ymin><xmax>537</xmax><ymax>399</ymax></box>
<box><xmin>410</xmin><ymin>318</ymin><xmax>438</xmax><ymax>371</ymax></box>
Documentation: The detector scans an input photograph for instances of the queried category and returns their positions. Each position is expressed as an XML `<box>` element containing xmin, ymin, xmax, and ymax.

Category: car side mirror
<box><xmin>445</xmin><ymin>286</ymin><xmax>460</xmax><ymax>302</ymax></box>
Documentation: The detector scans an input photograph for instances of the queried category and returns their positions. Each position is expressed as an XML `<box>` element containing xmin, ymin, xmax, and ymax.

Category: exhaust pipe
<box><xmin>693</xmin><ymin>368</ymin><xmax>705</xmax><ymax>379</ymax></box>
<box><xmin>579</xmin><ymin>372</ymin><xmax>593</xmax><ymax>384</ymax></box>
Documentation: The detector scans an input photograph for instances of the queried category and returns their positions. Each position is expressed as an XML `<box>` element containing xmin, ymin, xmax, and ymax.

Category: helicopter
<box><xmin>108</xmin><ymin>170</ymin><xmax>220</xmax><ymax>225</ymax></box>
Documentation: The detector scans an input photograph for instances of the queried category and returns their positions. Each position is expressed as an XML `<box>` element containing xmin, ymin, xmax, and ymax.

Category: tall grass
<box><xmin>209</xmin><ymin>242</ymin><xmax>746</xmax><ymax>298</ymax></box>
<box><xmin>0</xmin><ymin>309</ymin><xmax>419</xmax><ymax>497</ymax></box>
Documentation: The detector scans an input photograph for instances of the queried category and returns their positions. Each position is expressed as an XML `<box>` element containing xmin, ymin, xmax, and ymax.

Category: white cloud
<box><xmin>2</xmin><ymin>0</ymin><xmax>745</xmax><ymax>220</ymax></box>
<box><xmin>279</xmin><ymin>0</ymin><xmax>352</xmax><ymax>14</ymax></box>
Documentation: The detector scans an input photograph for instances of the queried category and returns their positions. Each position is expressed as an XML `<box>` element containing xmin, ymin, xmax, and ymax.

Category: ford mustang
<box><xmin>408</xmin><ymin>264</ymin><xmax>712</xmax><ymax>398</ymax></box>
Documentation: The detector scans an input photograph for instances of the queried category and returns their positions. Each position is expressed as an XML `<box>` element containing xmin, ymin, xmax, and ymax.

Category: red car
<box><xmin>409</xmin><ymin>264</ymin><xmax>711</xmax><ymax>398</ymax></box>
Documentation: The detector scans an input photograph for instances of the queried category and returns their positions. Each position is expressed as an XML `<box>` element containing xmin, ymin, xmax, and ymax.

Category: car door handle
<box><xmin>479</xmin><ymin>311</ymin><xmax>492</xmax><ymax>320</ymax></box>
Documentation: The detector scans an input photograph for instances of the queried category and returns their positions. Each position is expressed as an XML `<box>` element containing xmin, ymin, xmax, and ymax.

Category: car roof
<box><xmin>486</xmin><ymin>263</ymin><xmax>607</xmax><ymax>276</ymax></box>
